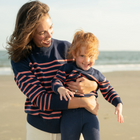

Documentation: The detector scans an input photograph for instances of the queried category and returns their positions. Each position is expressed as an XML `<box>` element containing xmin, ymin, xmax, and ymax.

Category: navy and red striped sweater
<box><xmin>52</xmin><ymin>62</ymin><xmax>122</xmax><ymax>107</ymax></box>
<box><xmin>11</xmin><ymin>38</ymin><xmax>72</xmax><ymax>133</ymax></box>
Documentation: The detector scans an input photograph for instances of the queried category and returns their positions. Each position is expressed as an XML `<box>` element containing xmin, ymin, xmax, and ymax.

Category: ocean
<box><xmin>0</xmin><ymin>50</ymin><xmax>140</xmax><ymax>75</ymax></box>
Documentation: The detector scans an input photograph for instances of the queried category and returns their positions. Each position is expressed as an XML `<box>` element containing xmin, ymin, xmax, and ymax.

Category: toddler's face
<box><xmin>74</xmin><ymin>46</ymin><xmax>95</xmax><ymax>71</ymax></box>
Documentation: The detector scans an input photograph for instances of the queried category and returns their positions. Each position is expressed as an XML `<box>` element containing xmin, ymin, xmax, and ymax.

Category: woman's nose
<box><xmin>45</xmin><ymin>30</ymin><xmax>52</xmax><ymax>38</ymax></box>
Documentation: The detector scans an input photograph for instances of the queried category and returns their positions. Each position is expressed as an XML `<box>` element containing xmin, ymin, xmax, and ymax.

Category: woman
<box><xmin>7</xmin><ymin>1</ymin><xmax>98</xmax><ymax>140</ymax></box>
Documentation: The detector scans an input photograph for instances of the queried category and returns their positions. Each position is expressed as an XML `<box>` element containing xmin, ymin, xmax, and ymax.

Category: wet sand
<box><xmin>0</xmin><ymin>71</ymin><xmax>140</xmax><ymax>140</ymax></box>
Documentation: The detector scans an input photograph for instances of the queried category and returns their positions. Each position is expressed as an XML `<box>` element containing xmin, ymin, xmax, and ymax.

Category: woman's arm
<box><xmin>67</xmin><ymin>77</ymin><xmax>98</xmax><ymax>94</ymax></box>
<box><xmin>11</xmin><ymin>59</ymin><xmax>69</xmax><ymax>111</ymax></box>
<box><xmin>68</xmin><ymin>95</ymin><xmax>99</xmax><ymax>115</ymax></box>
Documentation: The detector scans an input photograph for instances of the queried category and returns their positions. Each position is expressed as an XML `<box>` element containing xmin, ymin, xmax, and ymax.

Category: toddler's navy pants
<box><xmin>60</xmin><ymin>108</ymin><xmax>100</xmax><ymax>140</ymax></box>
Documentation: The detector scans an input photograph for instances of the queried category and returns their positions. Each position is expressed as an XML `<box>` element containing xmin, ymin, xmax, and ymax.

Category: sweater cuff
<box><xmin>112</xmin><ymin>97</ymin><xmax>123</xmax><ymax>107</ymax></box>
<box><xmin>54</xmin><ymin>85</ymin><xmax>64</xmax><ymax>95</ymax></box>
<box><xmin>50</xmin><ymin>93</ymin><xmax>69</xmax><ymax>110</ymax></box>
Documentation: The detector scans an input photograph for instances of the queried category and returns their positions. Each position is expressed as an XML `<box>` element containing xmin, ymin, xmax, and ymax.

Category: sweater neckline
<box><xmin>34</xmin><ymin>39</ymin><xmax>54</xmax><ymax>54</ymax></box>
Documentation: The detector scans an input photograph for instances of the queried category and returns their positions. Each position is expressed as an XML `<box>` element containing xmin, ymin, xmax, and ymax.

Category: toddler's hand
<box><xmin>58</xmin><ymin>87</ymin><xmax>75</xmax><ymax>101</ymax></box>
<box><xmin>114</xmin><ymin>103</ymin><xmax>124</xmax><ymax>123</ymax></box>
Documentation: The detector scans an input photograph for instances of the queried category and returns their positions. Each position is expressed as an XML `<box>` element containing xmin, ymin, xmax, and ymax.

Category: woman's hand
<box><xmin>68</xmin><ymin>95</ymin><xmax>99</xmax><ymax>115</ymax></box>
<box><xmin>67</xmin><ymin>77</ymin><xmax>98</xmax><ymax>94</ymax></box>
<box><xmin>82</xmin><ymin>95</ymin><xmax>99</xmax><ymax>115</ymax></box>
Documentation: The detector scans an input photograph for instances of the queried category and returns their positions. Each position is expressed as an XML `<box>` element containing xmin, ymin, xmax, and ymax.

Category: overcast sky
<box><xmin>0</xmin><ymin>0</ymin><xmax>140</xmax><ymax>51</ymax></box>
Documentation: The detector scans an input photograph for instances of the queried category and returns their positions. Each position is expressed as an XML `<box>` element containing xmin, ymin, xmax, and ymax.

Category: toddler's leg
<box><xmin>60</xmin><ymin>109</ymin><xmax>81</xmax><ymax>140</ymax></box>
<box><xmin>82</xmin><ymin>111</ymin><xmax>100</xmax><ymax>140</ymax></box>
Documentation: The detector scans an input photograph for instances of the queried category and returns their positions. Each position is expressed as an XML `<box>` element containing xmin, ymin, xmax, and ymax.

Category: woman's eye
<box><xmin>39</xmin><ymin>32</ymin><xmax>45</xmax><ymax>35</ymax></box>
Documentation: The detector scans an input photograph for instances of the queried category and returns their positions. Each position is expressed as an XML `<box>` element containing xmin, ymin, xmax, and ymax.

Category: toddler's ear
<box><xmin>72</xmin><ymin>51</ymin><xmax>76</xmax><ymax>59</ymax></box>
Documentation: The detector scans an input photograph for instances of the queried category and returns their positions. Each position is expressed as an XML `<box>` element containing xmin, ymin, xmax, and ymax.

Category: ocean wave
<box><xmin>0</xmin><ymin>64</ymin><xmax>140</xmax><ymax>75</ymax></box>
<box><xmin>0</xmin><ymin>67</ymin><xmax>13</xmax><ymax>75</ymax></box>
<box><xmin>94</xmin><ymin>64</ymin><xmax>140</xmax><ymax>73</ymax></box>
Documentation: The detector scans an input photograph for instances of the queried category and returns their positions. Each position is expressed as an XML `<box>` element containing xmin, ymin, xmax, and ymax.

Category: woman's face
<box><xmin>33</xmin><ymin>15</ymin><xmax>53</xmax><ymax>48</ymax></box>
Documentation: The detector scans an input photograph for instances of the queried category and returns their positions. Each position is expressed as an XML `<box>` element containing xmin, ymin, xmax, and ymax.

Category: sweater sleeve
<box><xmin>11</xmin><ymin>59</ymin><xmax>69</xmax><ymax>111</ymax></box>
<box><xmin>98</xmin><ymin>71</ymin><xmax>122</xmax><ymax>107</ymax></box>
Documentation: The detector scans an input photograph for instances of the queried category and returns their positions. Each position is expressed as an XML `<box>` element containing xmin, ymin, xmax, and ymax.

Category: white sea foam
<box><xmin>0</xmin><ymin>67</ymin><xmax>13</xmax><ymax>75</ymax></box>
<box><xmin>94</xmin><ymin>64</ymin><xmax>140</xmax><ymax>73</ymax></box>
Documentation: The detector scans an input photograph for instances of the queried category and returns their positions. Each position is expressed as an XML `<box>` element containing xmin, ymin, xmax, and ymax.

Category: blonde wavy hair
<box><xmin>6</xmin><ymin>1</ymin><xmax>49</xmax><ymax>62</ymax></box>
<box><xmin>67</xmin><ymin>30</ymin><xmax>99</xmax><ymax>60</ymax></box>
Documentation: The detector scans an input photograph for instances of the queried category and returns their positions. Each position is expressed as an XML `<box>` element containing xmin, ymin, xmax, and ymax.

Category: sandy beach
<box><xmin>0</xmin><ymin>71</ymin><xmax>140</xmax><ymax>140</ymax></box>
